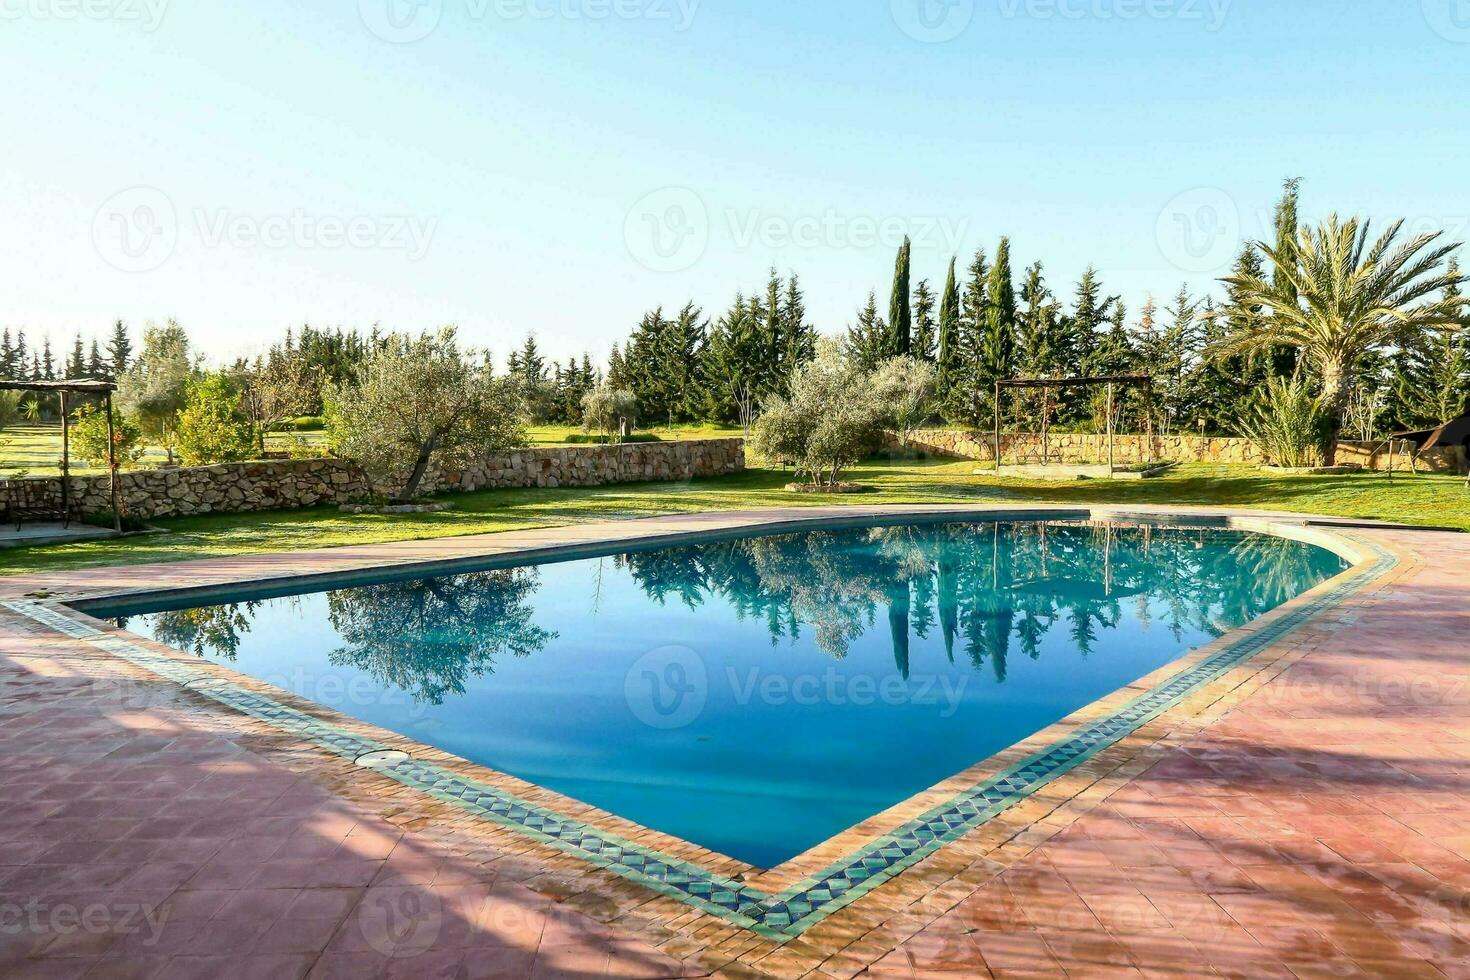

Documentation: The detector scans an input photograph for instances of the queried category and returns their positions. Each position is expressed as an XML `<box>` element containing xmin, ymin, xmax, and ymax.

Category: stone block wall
<box><xmin>0</xmin><ymin>438</ymin><xmax>745</xmax><ymax>521</ymax></box>
<box><xmin>892</xmin><ymin>429</ymin><xmax>1464</xmax><ymax>473</ymax></box>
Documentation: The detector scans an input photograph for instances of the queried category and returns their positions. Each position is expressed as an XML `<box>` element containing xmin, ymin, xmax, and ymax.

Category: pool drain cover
<box><xmin>355</xmin><ymin>750</ymin><xmax>411</xmax><ymax>769</ymax></box>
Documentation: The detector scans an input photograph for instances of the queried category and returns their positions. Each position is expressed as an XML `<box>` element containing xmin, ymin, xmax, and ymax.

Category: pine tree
<box><xmin>846</xmin><ymin>292</ymin><xmax>888</xmax><ymax>370</ymax></box>
<box><xmin>67</xmin><ymin>335</ymin><xmax>86</xmax><ymax>378</ymax></box>
<box><xmin>40</xmin><ymin>338</ymin><xmax>55</xmax><ymax>380</ymax></box>
<box><xmin>888</xmin><ymin>237</ymin><xmax>912</xmax><ymax>357</ymax></box>
<box><xmin>1148</xmin><ymin>285</ymin><xmax>1202</xmax><ymax>434</ymax></box>
<box><xmin>912</xmin><ymin>279</ymin><xmax>937</xmax><ymax>363</ymax></box>
<box><xmin>1071</xmin><ymin>266</ymin><xmax>1116</xmax><ymax>376</ymax></box>
<box><xmin>698</xmin><ymin>291</ymin><xmax>765</xmax><ymax>423</ymax></box>
<box><xmin>780</xmin><ymin>274</ymin><xmax>817</xmax><ymax>387</ymax></box>
<box><xmin>107</xmin><ymin>320</ymin><xmax>133</xmax><ymax>377</ymax></box>
<box><xmin>606</xmin><ymin>343</ymin><xmax>627</xmax><ymax>389</ymax></box>
<box><xmin>1389</xmin><ymin>260</ymin><xmax>1470</xmax><ymax>429</ymax></box>
<box><xmin>0</xmin><ymin>329</ymin><xmax>13</xmax><ymax>380</ymax></box>
<box><xmin>661</xmin><ymin>302</ymin><xmax>708</xmax><ymax>423</ymax></box>
<box><xmin>88</xmin><ymin>340</ymin><xmax>104</xmax><ymax>378</ymax></box>
<box><xmin>946</xmin><ymin>248</ymin><xmax>990</xmax><ymax>424</ymax></box>
<box><xmin>1015</xmin><ymin>262</ymin><xmax>1062</xmax><ymax>378</ymax></box>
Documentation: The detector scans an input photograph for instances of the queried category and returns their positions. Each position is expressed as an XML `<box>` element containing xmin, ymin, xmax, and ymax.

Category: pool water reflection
<box><xmin>110</xmin><ymin>521</ymin><xmax>1346</xmax><ymax>868</ymax></box>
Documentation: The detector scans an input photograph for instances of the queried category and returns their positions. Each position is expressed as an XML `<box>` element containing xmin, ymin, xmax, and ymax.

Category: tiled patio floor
<box><xmin>1</xmin><ymin>506</ymin><xmax>1467</xmax><ymax>978</ymax></box>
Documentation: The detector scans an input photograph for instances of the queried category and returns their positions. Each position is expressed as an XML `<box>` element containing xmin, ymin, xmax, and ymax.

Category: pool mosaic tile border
<box><xmin>4</xmin><ymin>526</ymin><xmax>1396</xmax><ymax>942</ymax></box>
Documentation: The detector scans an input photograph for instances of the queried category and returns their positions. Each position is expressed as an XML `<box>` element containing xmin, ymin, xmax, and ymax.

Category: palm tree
<box><xmin>1216</xmin><ymin>215</ymin><xmax>1467</xmax><ymax>463</ymax></box>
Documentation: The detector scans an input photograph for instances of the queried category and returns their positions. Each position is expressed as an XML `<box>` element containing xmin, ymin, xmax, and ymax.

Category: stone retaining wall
<box><xmin>1</xmin><ymin>438</ymin><xmax>745</xmax><ymax>520</ymax></box>
<box><xmin>892</xmin><ymin>429</ymin><xmax>1465</xmax><ymax>473</ymax></box>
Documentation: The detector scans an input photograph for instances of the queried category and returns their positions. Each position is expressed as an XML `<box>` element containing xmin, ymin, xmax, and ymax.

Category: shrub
<box><xmin>1236</xmin><ymin>372</ymin><xmax>1332</xmax><ymax>468</ymax></box>
<box><xmin>326</xmin><ymin>328</ymin><xmax>524</xmax><ymax>501</ymax></box>
<box><xmin>580</xmin><ymin>385</ymin><xmax>638</xmax><ymax>442</ymax></box>
<box><xmin>69</xmin><ymin>404</ymin><xmax>146</xmax><ymax>468</ymax></box>
<box><xmin>175</xmin><ymin>373</ymin><xmax>257</xmax><ymax>466</ymax></box>
<box><xmin>750</xmin><ymin>341</ymin><xmax>886</xmax><ymax>488</ymax></box>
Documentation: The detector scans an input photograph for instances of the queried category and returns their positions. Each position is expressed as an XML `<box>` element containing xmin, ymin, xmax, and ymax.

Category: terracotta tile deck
<box><xmin>1</xmin><ymin>506</ymin><xmax>1467</xmax><ymax>978</ymax></box>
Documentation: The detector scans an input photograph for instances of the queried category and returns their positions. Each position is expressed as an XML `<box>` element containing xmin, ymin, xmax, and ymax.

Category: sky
<box><xmin>3</xmin><ymin>0</ymin><xmax>1469</xmax><ymax>367</ymax></box>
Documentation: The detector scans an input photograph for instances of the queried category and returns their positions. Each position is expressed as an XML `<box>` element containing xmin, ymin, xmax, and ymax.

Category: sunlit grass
<box><xmin>4</xmin><ymin>456</ymin><xmax>1465</xmax><ymax>576</ymax></box>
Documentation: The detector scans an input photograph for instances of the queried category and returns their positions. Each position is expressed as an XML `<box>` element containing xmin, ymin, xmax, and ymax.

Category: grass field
<box><xmin>0</xmin><ymin>423</ymin><xmax>744</xmax><ymax>477</ymax></box>
<box><xmin>3</xmin><ymin>455</ymin><xmax>1466</xmax><ymax>576</ymax></box>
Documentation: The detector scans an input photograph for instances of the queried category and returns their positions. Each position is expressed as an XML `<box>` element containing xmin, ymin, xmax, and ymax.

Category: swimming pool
<box><xmin>97</xmin><ymin>520</ymin><xmax>1347</xmax><ymax>868</ymax></box>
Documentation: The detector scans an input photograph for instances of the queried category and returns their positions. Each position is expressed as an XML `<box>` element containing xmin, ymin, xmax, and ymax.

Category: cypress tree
<box><xmin>887</xmin><ymin>237</ymin><xmax>912</xmax><ymax>357</ymax></box>
<box><xmin>912</xmin><ymin>279</ymin><xmax>937</xmax><ymax>363</ymax></box>
<box><xmin>936</xmin><ymin>256</ymin><xmax>962</xmax><ymax>392</ymax></box>
<box><xmin>981</xmin><ymin>237</ymin><xmax>1017</xmax><ymax>390</ymax></box>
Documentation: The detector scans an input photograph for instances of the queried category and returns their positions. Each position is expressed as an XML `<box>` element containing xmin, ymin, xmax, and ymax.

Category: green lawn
<box><xmin>0</xmin><ymin>423</ymin><xmax>742</xmax><ymax>477</ymax></box>
<box><xmin>4</xmin><ymin>457</ymin><xmax>1466</xmax><ymax>576</ymax></box>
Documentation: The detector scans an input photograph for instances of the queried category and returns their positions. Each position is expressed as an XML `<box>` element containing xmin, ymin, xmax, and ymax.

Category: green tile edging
<box><xmin>3</xmin><ymin>523</ymin><xmax>1397</xmax><ymax>942</ymax></box>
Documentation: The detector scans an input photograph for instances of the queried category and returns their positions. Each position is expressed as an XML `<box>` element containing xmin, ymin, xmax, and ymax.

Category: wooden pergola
<box><xmin>1</xmin><ymin>379</ymin><xmax>121</xmax><ymax>531</ymax></box>
<box><xmin>993</xmin><ymin>374</ymin><xmax>1155</xmax><ymax>476</ymax></box>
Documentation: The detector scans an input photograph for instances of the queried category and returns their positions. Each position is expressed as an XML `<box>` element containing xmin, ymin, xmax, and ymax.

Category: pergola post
<box><xmin>105</xmin><ymin>390</ymin><xmax>121</xmax><ymax>532</ymax></box>
<box><xmin>993</xmin><ymin>382</ymin><xmax>1005</xmax><ymax>476</ymax></box>
<box><xmin>1106</xmin><ymin>382</ymin><xmax>1116</xmax><ymax>475</ymax></box>
<box><xmin>59</xmin><ymin>390</ymin><xmax>71</xmax><ymax>528</ymax></box>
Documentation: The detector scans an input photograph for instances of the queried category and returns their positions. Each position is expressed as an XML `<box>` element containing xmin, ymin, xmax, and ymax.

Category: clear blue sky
<box><xmin>3</xmin><ymin>0</ymin><xmax>1467</xmax><ymax>366</ymax></box>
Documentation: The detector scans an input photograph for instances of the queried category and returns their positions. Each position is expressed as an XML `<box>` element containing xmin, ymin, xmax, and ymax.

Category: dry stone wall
<box><xmin>892</xmin><ymin>429</ymin><xmax>1465</xmax><ymax>473</ymax></box>
<box><xmin>2</xmin><ymin>438</ymin><xmax>745</xmax><ymax>520</ymax></box>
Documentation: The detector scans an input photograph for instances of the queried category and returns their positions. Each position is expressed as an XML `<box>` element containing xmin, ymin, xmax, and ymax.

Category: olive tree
<box><xmin>580</xmin><ymin>383</ymin><xmax>637</xmax><ymax>442</ymax></box>
<box><xmin>116</xmin><ymin>320</ymin><xmax>194</xmax><ymax>463</ymax></box>
<box><xmin>326</xmin><ymin>328</ymin><xmax>524</xmax><ymax>501</ymax></box>
<box><xmin>750</xmin><ymin>341</ymin><xmax>885</xmax><ymax>488</ymax></box>
<box><xmin>870</xmin><ymin>356</ymin><xmax>937</xmax><ymax>447</ymax></box>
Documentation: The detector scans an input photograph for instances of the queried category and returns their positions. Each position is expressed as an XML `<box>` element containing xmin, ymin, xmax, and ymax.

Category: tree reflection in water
<box><xmin>620</xmin><ymin>522</ymin><xmax>1340</xmax><ymax>676</ymax></box>
<box><xmin>135</xmin><ymin>523</ymin><xmax>1339</xmax><ymax>706</ymax></box>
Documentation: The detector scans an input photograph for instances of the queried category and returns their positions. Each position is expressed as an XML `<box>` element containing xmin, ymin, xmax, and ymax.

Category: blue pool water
<box><xmin>102</xmin><ymin>521</ymin><xmax>1346</xmax><ymax>868</ymax></box>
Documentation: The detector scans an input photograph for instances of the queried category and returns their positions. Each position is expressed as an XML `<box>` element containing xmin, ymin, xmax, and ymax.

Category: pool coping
<box><xmin>0</xmin><ymin>505</ymin><xmax>1405</xmax><ymax>962</ymax></box>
